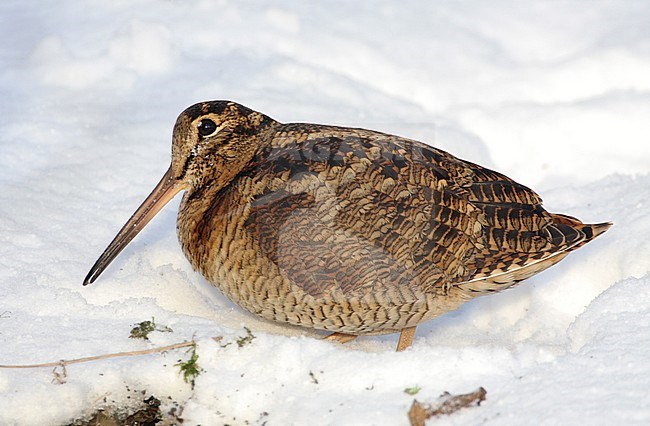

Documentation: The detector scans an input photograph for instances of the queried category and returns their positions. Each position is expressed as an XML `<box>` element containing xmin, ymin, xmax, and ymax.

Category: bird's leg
<box><xmin>396</xmin><ymin>326</ymin><xmax>417</xmax><ymax>351</ymax></box>
<box><xmin>324</xmin><ymin>332</ymin><xmax>358</xmax><ymax>344</ymax></box>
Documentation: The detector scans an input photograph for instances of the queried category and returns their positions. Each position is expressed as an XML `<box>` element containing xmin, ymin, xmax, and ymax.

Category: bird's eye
<box><xmin>197</xmin><ymin>119</ymin><xmax>218</xmax><ymax>137</ymax></box>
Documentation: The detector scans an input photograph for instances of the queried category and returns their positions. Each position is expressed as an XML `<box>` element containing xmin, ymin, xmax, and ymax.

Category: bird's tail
<box><xmin>548</xmin><ymin>213</ymin><xmax>612</xmax><ymax>251</ymax></box>
<box><xmin>456</xmin><ymin>215</ymin><xmax>612</xmax><ymax>295</ymax></box>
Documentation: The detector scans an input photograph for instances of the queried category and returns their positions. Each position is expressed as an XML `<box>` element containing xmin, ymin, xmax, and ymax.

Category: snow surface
<box><xmin>1</xmin><ymin>1</ymin><xmax>649</xmax><ymax>425</ymax></box>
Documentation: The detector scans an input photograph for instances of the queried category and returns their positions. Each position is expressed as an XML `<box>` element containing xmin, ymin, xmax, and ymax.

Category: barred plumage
<box><xmin>85</xmin><ymin>100</ymin><xmax>611</xmax><ymax>351</ymax></box>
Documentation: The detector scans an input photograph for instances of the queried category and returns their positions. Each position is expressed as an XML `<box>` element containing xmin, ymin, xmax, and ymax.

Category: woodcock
<box><xmin>84</xmin><ymin>101</ymin><xmax>611</xmax><ymax>351</ymax></box>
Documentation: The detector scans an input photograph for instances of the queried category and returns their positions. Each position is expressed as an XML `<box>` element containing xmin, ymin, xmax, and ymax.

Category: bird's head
<box><xmin>171</xmin><ymin>101</ymin><xmax>274</xmax><ymax>191</ymax></box>
<box><xmin>83</xmin><ymin>100</ymin><xmax>275</xmax><ymax>285</ymax></box>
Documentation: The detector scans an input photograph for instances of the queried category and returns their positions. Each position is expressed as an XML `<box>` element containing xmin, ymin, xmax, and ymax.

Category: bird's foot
<box><xmin>396</xmin><ymin>326</ymin><xmax>417</xmax><ymax>351</ymax></box>
<box><xmin>324</xmin><ymin>332</ymin><xmax>358</xmax><ymax>344</ymax></box>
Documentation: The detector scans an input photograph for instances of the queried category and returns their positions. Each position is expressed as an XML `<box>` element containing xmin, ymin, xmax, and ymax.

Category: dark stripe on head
<box><xmin>178</xmin><ymin>150</ymin><xmax>196</xmax><ymax>180</ymax></box>
<box><xmin>183</xmin><ymin>101</ymin><xmax>232</xmax><ymax>121</ymax></box>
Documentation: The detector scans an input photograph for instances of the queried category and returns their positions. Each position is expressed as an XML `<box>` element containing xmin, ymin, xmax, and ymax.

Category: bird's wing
<box><xmin>239</xmin><ymin>124</ymin><xmax>596</xmax><ymax>300</ymax></box>
<box><xmin>239</xmin><ymin>125</ymin><xmax>477</xmax><ymax>298</ymax></box>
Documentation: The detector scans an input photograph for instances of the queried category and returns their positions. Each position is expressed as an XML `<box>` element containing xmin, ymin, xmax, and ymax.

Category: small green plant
<box><xmin>176</xmin><ymin>344</ymin><xmax>201</xmax><ymax>385</ymax></box>
<box><xmin>129</xmin><ymin>317</ymin><xmax>173</xmax><ymax>340</ymax></box>
<box><xmin>404</xmin><ymin>385</ymin><xmax>421</xmax><ymax>396</ymax></box>
<box><xmin>130</xmin><ymin>321</ymin><xmax>155</xmax><ymax>339</ymax></box>
<box><xmin>236</xmin><ymin>327</ymin><xmax>256</xmax><ymax>347</ymax></box>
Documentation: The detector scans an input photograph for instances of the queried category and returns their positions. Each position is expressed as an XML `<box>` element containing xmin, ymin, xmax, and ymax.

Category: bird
<box><xmin>84</xmin><ymin>100</ymin><xmax>611</xmax><ymax>351</ymax></box>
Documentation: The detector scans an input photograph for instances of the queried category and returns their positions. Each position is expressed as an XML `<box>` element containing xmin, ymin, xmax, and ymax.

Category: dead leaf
<box><xmin>408</xmin><ymin>387</ymin><xmax>487</xmax><ymax>426</ymax></box>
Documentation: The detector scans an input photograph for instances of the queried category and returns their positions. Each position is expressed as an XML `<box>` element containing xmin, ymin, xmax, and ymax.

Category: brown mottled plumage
<box><xmin>84</xmin><ymin>100</ymin><xmax>611</xmax><ymax>351</ymax></box>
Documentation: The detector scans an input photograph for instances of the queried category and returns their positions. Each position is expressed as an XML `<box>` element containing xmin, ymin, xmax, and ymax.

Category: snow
<box><xmin>1</xmin><ymin>1</ymin><xmax>649</xmax><ymax>424</ymax></box>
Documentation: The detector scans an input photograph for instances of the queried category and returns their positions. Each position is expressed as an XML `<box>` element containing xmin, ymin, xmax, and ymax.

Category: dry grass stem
<box><xmin>0</xmin><ymin>340</ymin><xmax>204</xmax><ymax>369</ymax></box>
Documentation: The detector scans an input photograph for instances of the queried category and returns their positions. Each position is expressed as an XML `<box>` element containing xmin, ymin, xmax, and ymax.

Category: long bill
<box><xmin>83</xmin><ymin>166</ymin><xmax>183</xmax><ymax>286</ymax></box>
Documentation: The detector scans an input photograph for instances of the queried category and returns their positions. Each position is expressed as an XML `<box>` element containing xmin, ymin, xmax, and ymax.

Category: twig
<box><xmin>0</xmin><ymin>340</ymin><xmax>199</xmax><ymax>369</ymax></box>
<box><xmin>408</xmin><ymin>387</ymin><xmax>487</xmax><ymax>426</ymax></box>
<box><xmin>51</xmin><ymin>363</ymin><xmax>67</xmax><ymax>384</ymax></box>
